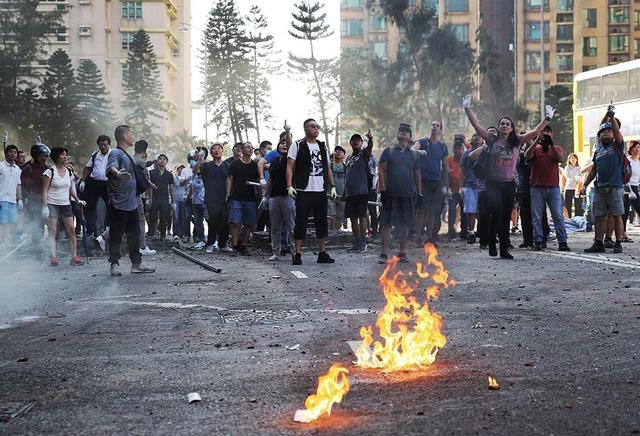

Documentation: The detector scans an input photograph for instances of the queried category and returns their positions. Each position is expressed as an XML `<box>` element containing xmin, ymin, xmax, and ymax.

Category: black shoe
<box><xmin>378</xmin><ymin>253</ymin><xmax>388</xmax><ymax>264</ymax></box>
<box><xmin>603</xmin><ymin>238</ymin><xmax>615</xmax><ymax>249</ymax></box>
<box><xmin>479</xmin><ymin>244</ymin><xmax>488</xmax><ymax>250</ymax></box>
<box><xmin>500</xmin><ymin>249</ymin><xmax>514</xmax><ymax>259</ymax></box>
<box><xmin>292</xmin><ymin>253</ymin><xmax>302</xmax><ymax>265</ymax></box>
<box><xmin>519</xmin><ymin>242</ymin><xmax>533</xmax><ymax>249</ymax></box>
<box><xmin>280</xmin><ymin>247</ymin><xmax>291</xmax><ymax>256</ymax></box>
<box><xmin>533</xmin><ymin>242</ymin><xmax>543</xmax><ymax>251</ymax></box>
<box><xmin>542</xmin><ymin>242</ymin><xmax>547</xmax><ymax>249</ymax></box>
<box><xmin>488</xmin><ymin>244</ymin><xmax>498</xmax><ymax>257</ymax></box>
<box><xmin>584</xmin><ymin>242</ymin><xmax>605</xmax><ymax>253</ymax></box>
<box><xmin>558</xmin><ymin>242</ymin><xmax>571</xmax><ymax>252</ymax></box>
<box><xmin>358</xmin><ymin>241</ymin><xmax>368</xmax><ymax>253</ymax></box>
<box><xmin>397</xmin><ymin>253</ymin><xmax>409</xmax><ymax>263</ymax></box>
<box><xmin>467</xmin><ymin>234</ymin><xmax>476</xmax><ymax>244</ymax></box>
<box><xmin>317</xmin><ymin>251</ymin><xmax>335</xmax><ymax>264</ymax></box>
<box><xmin>612</xmin><ymin>243</ymin><xmax>623</xmax><ymax>253</ymax></box>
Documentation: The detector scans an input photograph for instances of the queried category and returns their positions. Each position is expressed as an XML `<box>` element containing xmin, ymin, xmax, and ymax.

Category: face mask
<box><xmin>189</xmin><ymin>159</ymin><xmax>196</xmax><ymax>168</ymax></box>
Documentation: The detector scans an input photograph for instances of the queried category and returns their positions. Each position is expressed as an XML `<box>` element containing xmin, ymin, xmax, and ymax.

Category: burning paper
<box><xmin>355</xmin><ymin>244</ymin><xmax>455</xmax><ymax>371</ymax></box>
<box><xmin>293</xmin><ymin>364</ymin><xmax>350</xmax><ymax>423</ymax></box>
<box><xmin>487</xmin><ymin>376</ymin><xmax>500</xmax><ymax>390</ymax></box>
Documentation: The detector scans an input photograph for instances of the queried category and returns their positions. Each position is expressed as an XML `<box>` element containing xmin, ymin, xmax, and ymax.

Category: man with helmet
<box><xmin>20</xmin><ymin>143</ymin><xmax>50</xmax><ymax>251</ymax></box>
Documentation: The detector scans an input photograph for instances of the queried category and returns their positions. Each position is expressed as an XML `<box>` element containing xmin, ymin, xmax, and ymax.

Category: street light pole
<box><xmin>540</xmin><ymin>2</ymin><xmax>545</xmax><ymax>120</ymax></box>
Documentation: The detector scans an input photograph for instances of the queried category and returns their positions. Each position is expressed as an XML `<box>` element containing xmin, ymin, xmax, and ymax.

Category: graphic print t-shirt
<box><xmin>287</xmin><ymin>141</ymin><xmax>330</xmax><ymax>192</ymax></box>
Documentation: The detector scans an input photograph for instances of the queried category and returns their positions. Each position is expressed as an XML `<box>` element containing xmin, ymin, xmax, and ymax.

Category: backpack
<box><xmin>615</xmin><ymin>144</ymin><xmax>632</xmax><ymax>184</ymax></box>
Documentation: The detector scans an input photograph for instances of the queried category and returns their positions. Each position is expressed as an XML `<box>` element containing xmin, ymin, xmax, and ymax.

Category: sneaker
<box><xmin>317</xmin><ymin>251</ymin><xmax>335</xmax><ymax>264</ymax></box>
<box><xmin>488</xmin><ymin>244</ymin><xmax>498</xmax><ymax>257</ymax></box>
<box><xmin>131</xmin><ymin>263</ymin><xmax>155</xmax><ymax>273</ymax></box>
<box><xmin>584</xmin><ymin>242</ymin><xmax>605</xmax><ymax>253</ymax></box>
<box><xmin>173</xmin><ymin>235</ymin><xmax>180</xmax><ymax>241</ymax></box>
<box><xmin>603</xmin><ymin>239</ymin><xmax>615</xmax><ymax>249</ymax></box>
<box><xmin>268</xmin><ymin>254</ymin><xmax>279</xmax><ymax>261</ymax></box>
<box><xmin>292</xmin><ymin>252</ymin><xmax>302</xmax><ymax>265</ymax></box>
<box><xmin>533</xmin><ymin>242</ymin><xmax>543</xmax><ymax>251</ymax></box>
<box><xmin>396</xmin><ymin>253</ymin><xmax>409</xmax><ymax>263</ymax></box>
<box><xmin>96</xmin><ymin>235</ymin><xmax>106</xmax><ymax>252</ymax></box>
<box><xmin>139</xmin><ymin>247</ymin><xmax>157</xmax><ymax>256</ymax></box>
<box><xmin>220</xmin><ymin>246</ymin><xmax>234</xmax><ymax>253</ymax></box>
<box><xmin>378</xmin><ymin>253</ymin><xmax>388</xmax><ymax>264</ymax></box>
<box><xmin>193</xmin><ymin>241</ymin><xmax>206</xmax><ymax>250</ymax></box>
<box><xmin>110</xmin><ymin>263</ymin><xmax>122</xmax><ymax>277</ymax></box>
<box><xmin>70</xmin><ymin>256</ymin><xmax>83</xmax><ymax>266</ymax></box>
<box><xmin>467</xmin><ymin>234</ymin><xmax>476</xmax><ymax>244</ymax></box>
<box><xmin>499</xmin><ymin>250</ymin><xmax>514</xmax><ymax>260</ymax></box>
<box><xmin>558</xmin><ymin>242</ymin><xmax>571</xmax><ymax>252</ymax></box>
<box><xmin>280</xmin><ymin>246</ymin><xmax>291</xmax><ymax>256</ymax></box>
<box><xmin>205</xmin><ymin>244</ymin><xmax>217</xmax><ymax>254</ymax></box>
<box><xmin>612</xmin><ymin>243</ymin><xmax>623</xmax><ymax>253</ymax></box>
<box><xmin>479</xmin><ymin>244</ymin><xmax>488</xmax><ymax>250</ymax></box>
<box><xmin>358</xmin><ymin>241</ymin><xmax>368</xmax><ymax>253</ymax></box>
<box><xmin>519</xmin><ymin>242</ymin><xmax>533</xmax><ymax>249</ymax></box>
<box><xmin>239</xmin><ymin>247</ymin><xmax>252</xmax><ymax>256</ymax></box>
<box><xmin>346</xmin><ymin>241</ymin><xmax>360</xmax><ymax>253</ymax></box>
<box><xmin>182</xmin><ymin>236</ymin><xmax>190</xmax><ymax>243</ymax></box>
<box><xmin>50</xmin><ymin>256</ymin><xmax>59</xmax><ymax>267</ymax></box>
<box><xmin>511</xmin><ymin>225</ymin><xmax>519</xmax><ymax>234</ymax></box>
<box><xmin>163</xmin><ymin>235</ymin><xmax>173</xmax><ymax>242</ymax></box>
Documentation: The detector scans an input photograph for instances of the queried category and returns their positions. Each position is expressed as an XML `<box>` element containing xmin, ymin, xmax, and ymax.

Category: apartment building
<box><xmin>33</xmin><ymin>0</ymin><xmax>191</xmax><ymax>139</ymax></box>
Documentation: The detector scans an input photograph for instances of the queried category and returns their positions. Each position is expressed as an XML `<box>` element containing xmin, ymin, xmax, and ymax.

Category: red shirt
<box><xmin>447</xmin><ymin>156</ymin><xmax>462</xmax><ymax>193</ymax></box>
<box><xmin>530</xmin><ymin>144</ymin><xmax>563</xmax><ymax>187</ymax></box>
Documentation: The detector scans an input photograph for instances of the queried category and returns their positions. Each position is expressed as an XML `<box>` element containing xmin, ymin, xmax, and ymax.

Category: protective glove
<box><xmin>78</xmin><ymin>180</ymin><xmax>85</xmax><ymax>193</ymax></box>
<box><xmin>462</xmin><ymin>94</ymin><xmax>473</xmax><ymax>109</ymax></box>
<box><xmin>116</xmin><ymin>169</ymin><xmax>131</xmax><ymax>180</ymax></box>
<box><xmin>77</xmin><ymin>200</ymin><xmax>86</xmax><ymax>207</ymax></box>
<box><xmin>258</xmin><ymin>196</ymin><xmax>268</xmax><ymax>211</ymax></box>
<box><xmin>330</xmin><ymin>186</ymin><xmax>337</xmax><ymax>201</ymax></box>
<box><xmin>42</xmin><ymin>206</ymin><xmax>49</xmax><ymax>220</ymax></box>
<box><xmin>544</xmin><ymin>105</ymin><xmax>556</xmax><ymax>120</ymax></box>
<box><xmin>629</xmin><ymin>188</ymin><xmax>637</xmax><ymax>200</ymax></box>
<box><xmin>283</xmin><ymin>120</ymin><xmax>291</xmax><ymax>132</ymax></box>
<box><xmin>441</xmin><ymin>186</ymin><xmax>450</xmax><ymax>197</ymax></box>
<box><xmin>287</xmin><ymin>186</ymin><xmax>297</xmax><ymax>199</ymax></box>
<box><xmin>17</xmin><ymin>199</ymin><xmax>23</xmax><ymax>211</ymax></box>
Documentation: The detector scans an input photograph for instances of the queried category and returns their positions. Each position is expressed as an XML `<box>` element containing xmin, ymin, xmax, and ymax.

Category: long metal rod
<box><xmin>172</xmin><ymin>247</ymin><xmax>222</xmax><ymax>273</ymax></box>
<box><xmin>540</xmin><ymin>2</ymin><xmax>545</xmax><ymax>119</ymax></box>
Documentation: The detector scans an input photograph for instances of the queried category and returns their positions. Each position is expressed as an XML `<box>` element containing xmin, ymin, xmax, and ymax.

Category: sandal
<box><xmin>620</xmin><ymin>236</ymin><xmax>633</xmax><ymax>243</ymax></box>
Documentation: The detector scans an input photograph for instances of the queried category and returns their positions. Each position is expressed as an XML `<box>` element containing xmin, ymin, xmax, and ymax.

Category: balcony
<box><xmin>166</xmin><ymin>32</ymin><xmax>179</xmax><ymax>50</ymax></box>
<box><xmin>165</xmin><ymin>0</ymin><xmax>178</xmax><ymax>20</ymax></box>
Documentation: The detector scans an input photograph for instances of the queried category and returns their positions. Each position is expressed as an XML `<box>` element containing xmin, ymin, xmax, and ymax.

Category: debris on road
<box><xmin>290</xmin><ymin>271</ymin><xmax>308</xmax><ymax>279</ymax></box>
<box><xmin>187</xmin><ymin>392</ymin><xmax>202</xmax><ymax>403</ymax></box>
<box><xmin>286</xmin><ymin>344</ymin><xmax>300</xmax><ymax>351</ymax></box>
<box><xmin>473</xmin><ymin>322</ymin><xmax>483</xmax><ymax>329</ymax></box>
<box><xmin>488</xmin><ymin>376</ymin><xmax>500</xmax><ymax>390</ymax></box>
<box><xmin>16</xmin><ymin>357</ymin><xmax>28</xmax><ymax>363</ymax></box>
<box><xmin>0</xmin><ymin>401</ymin><xmax>34</xmax><ymax>423</ymax></box>
<box><xmin>172</xmin><ymin>248</ymin><xmax>222</xmax><ymax>273</ymax></box>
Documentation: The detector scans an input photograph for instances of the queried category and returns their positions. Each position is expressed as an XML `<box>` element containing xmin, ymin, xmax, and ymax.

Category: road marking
<box><xmin>290</xmin><ymin>270</ymin><xmax>308</xmax><ymax>279</ymax></box>
<box><xmin>535</xmin><ymin>250</ymin><xmax>640</xmax><ymax>269</ymax></box>
<box><xmin>306</xmin><ymin>308</ymin><xmax>377</xmax><ymax>315</ymax></box>
<box><xmin>69</xmin><ymin>299</ymin><xmax>227</xmax><ymax>311</ymax></box>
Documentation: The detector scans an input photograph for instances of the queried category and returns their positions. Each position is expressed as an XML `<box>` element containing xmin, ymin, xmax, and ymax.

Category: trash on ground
<box><xmin>187</xmin><ymin>392</ymin><xmax>202</xmax><ymax>403</ymax></box>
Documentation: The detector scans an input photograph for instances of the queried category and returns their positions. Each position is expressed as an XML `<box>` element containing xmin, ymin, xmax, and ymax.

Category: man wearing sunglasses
<box><xmin>286</xmin><ymin>118</ymin><xmax>337</xmax><ymax>265</ymax></box>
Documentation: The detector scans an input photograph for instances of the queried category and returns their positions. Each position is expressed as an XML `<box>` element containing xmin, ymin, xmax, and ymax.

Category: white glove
<box><xmin>544</xmin><ymin>105</ymin><xmax>556</xmax><ymax>120</ymax></box>
<box><xmin>629</xmin><ymin>189</ymin><xmax>637</xmax><ymax>200</ymax></box>
<box><xmin>116</xmin><ymin>169</ymin><xmax>131</xmax><ymax>180</ymax></box>
<box><xmin>462</xmin><ymin>95</ymin><xmax>473</xmax><ymax>108</ymax></box>
<box><xmin>287</xmin><ymin>186</ymin><xmax>297</xmax><ymax>199</ymax></box>
<box><xmin>78</xmin><ymin>180</ymin><xmax>85</xmax><ymax>193</ymax></box>
<box><xmin>17</xmin><ymin>199</ymin><xmax>23</xmax><ymax>211</ymax></box>
<box><xmin>330</xmin><ymin>186</ymin><xmax>337</xmax><ymax>201</ymax></box>
<box><xmin>441</xmin><ymin>186</ymin><xmax>450</xmax><ymax>197</ymax></box>
<box><xmin>42</xmin><ymin>206</ymin><xmax>49</xmax><ymax>220</ymax></box>
<box><xmin>283</xmin><ymin>120</ymin><xmax>291</xmax><ymax>131</ymax></box>
<box><xmin>258</xmin><ymin>196</ymin><xmax>268</xmax><ymax>211</ymax></box>
<box><xmin>77</xmin><ymin>200</ymin><xmax>86</xmax><ymax>207</ymax></box>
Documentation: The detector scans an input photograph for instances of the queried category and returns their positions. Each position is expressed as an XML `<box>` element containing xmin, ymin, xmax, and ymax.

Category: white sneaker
<box><xmin>193</xmin><ymin>241</ymin><xmax>206</xmax><ymax>250</ymax></box>
<box><xmin>173</xmin><ymin>235</ymin><xmax>180</xmax><ymax>241</ymax></box>
<box><xmin>268</xmin><ymin>254</ymin><xmax>279</xmax><ymax>261</ymax></box>
<box><xmin>139</xmin><ymin>246</ymin><xmax>157</xmax><ymax>256</ymax></box>
<box><xmin>205</xmin><ymin>244</ymin><xmax>217</xmax><ymax>253</ymax></box>
<box><xmin>220</xmin><ymin>246</ymin><xmax>233</xmax><ymax>253</ymax></box>
<box><xmin>96</xmin><ymin>235</ymin><xmax>106</xmax><ymax>252</ymax></box>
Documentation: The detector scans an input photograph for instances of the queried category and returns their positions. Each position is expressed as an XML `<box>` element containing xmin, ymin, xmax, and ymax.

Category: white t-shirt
<box><xmin>44</xmin><ymin>167</ymin><xmax>71</xmax><ymax>206</ymax></box>
<box><xmin>86</xmin><ymin>149</ymin><xmax>110</xmax><ymax>181</ymax></box>
<box><xmin>630</xmin><ymin>158</ymin><xmax>640</xmax><ymax>186</ymax></box>
<box><xmin>287</xmin><ymin>140</ymin><xmax>330</xmax><ymax>192</ymax></box>
<box><xmin>179</xmin><ymin>167</ymin><xmax>193</xmax><ymax>201</ymax></box>
<box><xmin>0</xmin><ymin>160</ymin><xmax>21</xmax><ymax>203</ymax></box>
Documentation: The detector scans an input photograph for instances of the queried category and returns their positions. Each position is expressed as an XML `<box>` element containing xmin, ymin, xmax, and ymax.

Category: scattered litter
<box><xmin>187</xmin><ymin>392</ymin><xmax>202</xmax><ymax>403</ymax></box>
<box><xmin>332</xmin><ymin>352</ymin><xmax>340</xmax><ymax>356</ymax></box>
<box><xmin>16</xmin><ymin>357</ymin><xmax>28</xmax><ymax>363</ymax></box>
<box><xmin>563</xmin><ymin>401</ymin><xmax>574</xmax><ymax>409</ymax></box>
<box><xmin>0</xmin><ymin>401</ymin><xmax>34</xmax><ymax>423</ymax></box>
<box><xmin>47</xmin><ymin>313</ymin><xmax>66</xmax><ymax>319</ymax></box>
<box><xmin>271</xmin><ymin>275</ymin><xmax>282</xmax><ymax>279</ymax></box>
<box><xmin>248</xmin><ymin>398</ymin><xmax>257</xmax><ymax>403</ymax></box>
<box><xmin>487</xmin><ymin>376</ymin><xmax>500</xmax><ymax>390</ymax></box>
<box><xmin>294</xmin><ymin>409</ymin><xmax>314</xmax><ymax>423</ymax></box>
<box><xmin>290</xmin><ymin>271</ymin><xmax>308</xmax><ymax>279</ymax></box>
<box><xmin>473</xmin><ymin>322</ymin><xmax>483</xmax><ymax>329</ymax></box>
<box><xmin>286</xmin><ymin>344</ymin><xmax>300</xmax><ymax>351</ymax></box>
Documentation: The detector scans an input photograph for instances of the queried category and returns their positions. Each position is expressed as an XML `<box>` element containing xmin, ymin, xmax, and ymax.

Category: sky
<box><xmin>190</xmin><ymin>0</ymin><xmax>340</xmax><ymax>145</ymax></box>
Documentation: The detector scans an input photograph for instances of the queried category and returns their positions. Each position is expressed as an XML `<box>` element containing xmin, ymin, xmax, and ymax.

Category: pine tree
<box><xmin>122</xmin><ymin>29</ymin><xmax>165</xmax><ymax>142</ymax></box>
<box><xmin>39</xmin><ymin>49</ymin><xmax>78</xmax><ymax>148</ymax></box>
<box><xmin>246</xmin><ymin>5</ymin><xmax>279</xmax><ymax>143</ymax></box>
<box><xmin>202</xmin><ymin>0</ymin><xmax>252</xmax><ymax>144</ymax></box>
<box><xmin>288</xmin><ymin>1</ymin><xmax>335</xmax><ymax>147</ymax></box>
<box><xmin>75</xmin><ymin>59</ymin><xmax>114</xmax><ymax>153</ymax></box>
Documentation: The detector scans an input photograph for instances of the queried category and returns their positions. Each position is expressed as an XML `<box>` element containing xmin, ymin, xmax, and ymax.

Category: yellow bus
<box><xmin>573</xmin><ymin>59</ymin><xmax>640</xmax><ymax>162</ymax></box>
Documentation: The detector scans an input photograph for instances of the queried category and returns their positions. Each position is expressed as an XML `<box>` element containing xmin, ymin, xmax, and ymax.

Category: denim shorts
<box><xmin>0</xmin><ymin>201</ymin><xmax>17</xmax><ymax>224</ymax></box>
<box><xmin>229</xmin><ymin>200</ymin><xmax>257</xmax><ymax>225</ymax></box>
<box><xmin>48</xmin><ymin>203</ymin><xmax>73</xmax><ymax>219</ymax></box>
<box><xmin>462</xmin><ymin>187</ymin><xmax>478</xmax><ymax>214</ymax></box>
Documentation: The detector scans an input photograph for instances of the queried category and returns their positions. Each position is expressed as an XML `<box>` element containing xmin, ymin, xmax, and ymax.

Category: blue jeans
<box><xmin>530</xmin><ymin>186</ymin><xmax>567</xmax><ymax>244</ymax></box>
<box><xmin>192</xmin><ymin>203</ymin><xmax>207</xmax><ymax>243</ymax></box>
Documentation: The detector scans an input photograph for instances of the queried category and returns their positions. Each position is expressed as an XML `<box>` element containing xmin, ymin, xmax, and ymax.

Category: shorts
<box><xmin>418</xmin><ymin>180</ymin><xmax>442</xmax><ymax>209</ymax></box>
<box><xmin>229</xmin><ymin>200</ymin><xmax>257</xmax><ymax>225</ymax></box>
<box><xmin>48</xmin><ymin>203</ymin><xmax>73</xmax><ymax>219</ymax></box>
<box><xmin>593</xmin><ymin>186</ymin><xmax>624</xmax><ymax>217</ymax></box>
<box><xmin>294</xmin><ymin>191</ymin><xmax>328</xmax><ymax>240</ymax></box>
<box><xmin>462</xmin><ymin>187</ymin><xmax>478</xmax><ymax>214</ymax></box>
<box><xmin>345</xmin><ymin>194</ymin><xmax>369</xmax><ymax>219</ymax></box>
<box><xmin>0</xmin><ymin>201</ymin><xmax>18</xmax><ymax>224</ymax></box>
<box><xmin>380</xmin><ymin>195</ymin><xmax>415</xmax><ymax>228</ymax></box>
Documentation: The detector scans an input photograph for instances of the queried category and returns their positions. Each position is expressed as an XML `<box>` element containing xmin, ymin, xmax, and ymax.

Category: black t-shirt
<box><xmin>200</xmin><ymin>161</ymin><xmax>229</xmax><ymax>204</ymax></box>
<box><xmin>149</xmin><ymin>168</ymin><xmax>173</xmax><ymax>202</ymax></box>
<box><xmin>269</xmin><ymin>156</ymin><xmax>288</xmax><ymax>197</ymax></box>
<box><xmin>229</xmin><ymin>159</ymin><xmax>259</xmax><ymax>201</ymax></box>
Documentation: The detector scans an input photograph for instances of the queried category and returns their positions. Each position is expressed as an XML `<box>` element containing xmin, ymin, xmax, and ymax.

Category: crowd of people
<box><xmin>0</xmin><ymin>99</ymin><xmax>636</xmax><ymax>273</ymax></box>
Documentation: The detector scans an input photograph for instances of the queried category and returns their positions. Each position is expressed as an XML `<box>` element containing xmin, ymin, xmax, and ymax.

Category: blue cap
<box><xmin>598</xmin><ymin>123</ymin><xmax>613</xmax><ymax>136</ymax></box>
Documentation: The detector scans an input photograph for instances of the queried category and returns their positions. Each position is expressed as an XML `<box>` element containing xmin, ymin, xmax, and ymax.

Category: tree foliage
<box><xmin>536</xmin><ymin>85</ymin><xmax>573</xmax><ymax>155</ymax></box>
<box><xmin>75</xmin><ymin>59</ymin><xmax>114</xmax><ymax>154</ymax></box>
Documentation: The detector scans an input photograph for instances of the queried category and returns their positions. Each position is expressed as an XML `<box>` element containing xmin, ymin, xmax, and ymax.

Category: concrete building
<box><xmin>34</xmin><ymin>0</ymin><xmax>191</xmax><ymax>139</ymax></box>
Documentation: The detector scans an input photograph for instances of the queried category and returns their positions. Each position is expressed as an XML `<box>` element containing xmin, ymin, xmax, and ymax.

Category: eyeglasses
<box><xmin>307</xmin><ymin>124</ymin><xmax>320</xmax><ymax>129</ymax></box>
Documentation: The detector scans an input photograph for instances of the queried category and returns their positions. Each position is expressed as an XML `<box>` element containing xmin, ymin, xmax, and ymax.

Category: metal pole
<box><xmin>204</xmin><ymin>63</ymin><xmax>209</xmax><ymax>146</ymax></box>
<box><xmin>539</xmin><ymin>2</ymin><xmax>545</xmax><ymax>120</ymax></box>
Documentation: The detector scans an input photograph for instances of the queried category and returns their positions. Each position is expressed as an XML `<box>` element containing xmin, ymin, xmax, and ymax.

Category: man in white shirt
<box><xmin>0</xmin><ymin>144</ymin><xmax>23</xmax><ymax>249</ymax></box>
<box><xmin>82</xmin><ymin>135</ymin><xmax>111</xmax><ymax>237</ymax></box>
<box><xmin>286</xmin><ymin>118</ymin><xmax>337</xmax><ymax>265</ymax></box>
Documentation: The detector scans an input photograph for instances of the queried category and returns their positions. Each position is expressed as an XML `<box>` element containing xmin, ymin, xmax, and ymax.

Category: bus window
<box><xmin>630</xmin><ymin>69</ymin><xmax>640</xmax><ymax>100</ymax></box>
<box><xmin>577</xmin><ymin>77</ymin><xmax>602</xmax><ymax>108</ymax></box>
<box><xmin>601</xmin><ymin>71</ymin><xmax>629</xmax><ymax>103</ymax></box>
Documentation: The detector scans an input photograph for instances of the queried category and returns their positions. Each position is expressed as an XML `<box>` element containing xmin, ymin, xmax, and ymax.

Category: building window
<box><xmin>525</xmin><ymin>83</ymin><xmax>541</xmax><ymax>101</ymax></box>
<box><xmin>583</xmin><ymin>9</ymin><xmax>597</xmax><ymax>28</ymax></box>
<box><xmin>525</xmin><ymin>52</ymin><xmax>549</xmax><ymax>72</ymax></box>
<box><xmin>451</xmin><ymin>24</ymin><xmax>469</xmax><ymax>43</ymax></box>
<box><xmin>369</xmin><ymin>15</ymin><xmax>386</xmax><ymax>31</ymax></box>
<box><xmin>525</xmin><ymin>22</ymin><xmax>549</xmax><ymax>41</ymax></box>
<box><xmin>340</xmin><ymin>20</ymin><xmax>363</xmax><ymax>36</ymax></box>
<box><xmin>340</xmin><ymin>0</ymin><xmax>363</xmax><ymax>7</ymax></box>
<box><xmin>557</xmin><ymin>0</ymin><xmax>573</xmax><ymax>12</ymax></box>
<box><xmin>630</xmin><ymin>69</ymin><xmax>640</xmax><ymax>99</ymax></box>
<box><xmin>526</xmin><ymin>0</ymin><xmax>548</xmax><ymax>9</ymax></box>
<box><xmin>635</xmin><ymin>39</ymin><xmax>640</xmax><ymax>57</ymax></box>
<box><xmin>557</xmin><ymin>54</ymin><xmax>573</xmax><ymax>72</ymax></box>
<box><xmin>556</xmin><ymin>24</ymin><xmax>573</xmax><ymax>41</ymax></box>
<box><xmin>341</xmin><ymin>47</ymin><xmax>364</xmax><ymax>57</ymax></box>
<box><xmin>370</xmin><ymin>42</ymin><xmax>387</xmax><ymax>59</ymax></box>
<box><xmin>609</xmin><ymin>7</ymin><xmax>629</xmax><ymax>24</ymax></box>
<box><xmin>609</xmin><ymin>35</ymin><xmax>629</xmax><ymax>52</ymax></box>
<box><xmin>635</xmin><ymin>11</ymin><xmax>640</xmax><ymax>29</ymax></box>
<box><xmin>121</xmin><ymin>1</ymin><xmax>142</xmax><ymax>19</ymax></box>
<box><xmin>582</xmin><ymin>65</ymin><xmax>596</xmax><ymax>72</ymax></box>
<box><xmin>445</xmin><ymin>0</ymin><xmax>468</xmax><ymax>13</ymax></box>
<box><xmin>121</xmin><ymin>32</ymin><xmax>135</xmax><ymax>50</ymax></box>
<box><xmin>583</xmin><ymin>37</ymin><xmax>597</xmax><ymax>57</ymax></box>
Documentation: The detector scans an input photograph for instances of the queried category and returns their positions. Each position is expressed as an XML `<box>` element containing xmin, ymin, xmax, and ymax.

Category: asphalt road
<box><xmin>1</xmin><ymin>229</ymin><xmax>639</xmax><ymax>435</ymax></box>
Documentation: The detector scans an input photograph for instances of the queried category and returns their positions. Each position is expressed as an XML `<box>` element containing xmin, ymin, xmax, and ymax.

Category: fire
<box><xmin>293</xmin><ymin>364</ymin><xmax>350</xmax><ymax>423</ymax></box>
<box><xmin>487</xmin><ymin>375</ymin><xmax>500</xmax><ymax>390</ymax></box>
<box><xmin>355</xmin><ymin>244</ymin><xmax>454</xmax><ymax>371</ymax></box>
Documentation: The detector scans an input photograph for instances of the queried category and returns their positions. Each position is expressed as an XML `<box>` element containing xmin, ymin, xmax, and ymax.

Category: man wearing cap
<box><xmin>581</xmin><ymin>106</ymin><xmax>626</xmax><ymax>253</ymax></box>
<box><xmin>378</xmin><ymin>123</ymin><xmax>422</xmax><ymax>264</ymax></box>
<box><xmin>524</xmin><ymin>125</ymin><xmax>570</xmax><ymax>251</ymax></box>
<box><xmin>344</xmin><ymin>130</ymin><xmax>374</xmax><ymax>252</ymax></box>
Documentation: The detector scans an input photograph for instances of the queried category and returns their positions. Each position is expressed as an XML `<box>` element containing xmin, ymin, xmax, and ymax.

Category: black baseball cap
<box><xmin>350</xmin><ymin>134</ymin><xmax>363</xmax><ymax>142</ymax></box>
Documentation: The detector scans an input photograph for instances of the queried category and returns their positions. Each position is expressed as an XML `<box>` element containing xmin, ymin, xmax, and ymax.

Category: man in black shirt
<box><xmin>149</xmin><ymin>154</ymin><xmax>175</xmax><ymax>241</ymax></box>
<box><xmin>226</xmin><ymin>142</ymin><xmax>259</xmax><ymax>255</ymax></box>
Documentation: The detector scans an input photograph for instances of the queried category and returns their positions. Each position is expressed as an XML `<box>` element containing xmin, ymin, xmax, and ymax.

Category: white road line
<box><xmin>535</xmin><ymin>250</ymin><xmax>640</xmax><ymax>269</ymax></box>
<box><xmin>290</xmin><ymin>270</ymin><xmax>308</xmax><ymax>279</ymax></box>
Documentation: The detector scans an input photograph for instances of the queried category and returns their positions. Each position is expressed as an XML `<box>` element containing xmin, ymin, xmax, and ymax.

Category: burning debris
<box><xmin>487</xmin><ymin>376</ymin><xmax>500</xmax><ymax>390</ymax></box>
<box><xmin>293</xmin><ymin>364</ymin><xmax>350</xmax><ymax>423</ymax></box>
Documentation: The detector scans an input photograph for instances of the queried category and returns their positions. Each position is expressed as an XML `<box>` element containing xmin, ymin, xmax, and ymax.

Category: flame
<box><xmin>294</xmin><ymin>364</ymin><xmax>350</xmax><ymax>423</ymax></box>
<box><xmin>487</xmin><ymin>376</ymin><xmax>500</xmax><ymax>390</ymax></box>
<box><xmin>355</xmin><ymin>244</ymin><xmax>454</xmax><ymax>371</ymax></box>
